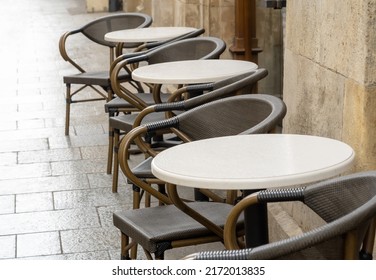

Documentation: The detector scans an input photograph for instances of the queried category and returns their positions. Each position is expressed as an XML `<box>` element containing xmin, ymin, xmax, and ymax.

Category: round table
<box><xmin>132</xmin><ymin>59</ymin><xmax>258</xmax><ymax>84</ymax></box>
<box><xmin>152</xmin><ymin>134</ymin><xmax>355</xmax><ymax>189</ymax></box>
<box><xmin>151</xmin><ymin>134</ymin><xmax>355</xmax><ymax>247</ymax></box>
<box><xmin>104</xmin><ymin>26</ymin><xmax>198</xmax><ymax>43</ymax></box>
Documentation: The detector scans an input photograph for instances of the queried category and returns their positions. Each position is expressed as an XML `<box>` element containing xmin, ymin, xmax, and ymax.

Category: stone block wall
<box><xmin>282</xmin><ymin>0</ymin><xmax>376</xmax><ymax>247</ymax></box>
<box><xmin>283</xmin><ymin>0</ymin><xmax>376</xmax><ymax>172</ymax></box>
<box><xmin>86</xmin><ymin>0</ymin><xmax>109</xmax><ymax>12</ymax></box>
<box><xmin>122</xmin><ymin>0</ymin><xmax>235</xmax><ymax>59</ymax></box>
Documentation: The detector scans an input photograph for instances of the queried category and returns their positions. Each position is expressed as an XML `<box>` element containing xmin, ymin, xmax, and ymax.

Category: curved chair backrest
<box><xmin>59</xmin><ymin>13</ymin><xmax>153</xmax><ymax>71</ymax></box>
<box><xmin>186</xmin><ymin>171</ymin><xmax>376</xmax><ymax>260</ymax></box>
<box><xmin>146</xmin><ymin>37</ymin><xmax>226</xmax><ymax>64</ymax></box>
<box><xmin>182</xmin><ymin>68</ymin><xmax>268</xmax><ymax>109</ymax></box>
<box><xmin>131</xmin><ymin>69</ymin><xmax>269</xmax><ymax>142</ymax></box>
<box><xmin>79</xmin><ymin>13</ymin><xmax>153</xmax><ymax>47</ymax></box>
<box><xmin>136</xmin><ymin>28</ymin><xmax>206</xmax><ymax>52</ymax></box>
<box><xmin>173</xmin><ymin>94</ymin><xmax>286</xmax><ymax>141</ymax></box>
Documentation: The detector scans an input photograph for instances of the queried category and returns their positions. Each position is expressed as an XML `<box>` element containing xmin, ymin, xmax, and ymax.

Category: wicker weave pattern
<box><xmin>257</xmin><ymin>187</ymin><xmax>305</xmax><ymax>203</ymax></box>
<box><xmin>81</xmin><ymin>13</ymin><xmax>152</xmax><ymax>47</ymax></box>
<box><xmin>188</xmin><ymin>171</ymin><xmax>376</xmax><ymax>260</ymax></box>
<box><xmin>194</xmin><ymin>248</ymin><xmax>254</xmax><ymax>260</ymax></box>
<box><xmin>177</xmin><ymin>95</ymin><xmax>286</xmax><ymax>140</ymax></box>
<box><xmin>113</xmin><ymin>202</ymin><xmax>240</xmax><ymax>253</ymax></box>
<box><xmin>147</xmin><ymin>37</ymin><xmax>225</xmax><ymax>64</ymax></box>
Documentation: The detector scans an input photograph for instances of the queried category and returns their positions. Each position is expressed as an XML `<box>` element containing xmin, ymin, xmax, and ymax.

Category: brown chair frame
<box><xmin>59</xmin><ymin>13</ymin><xmax>152</xmax><ymax>135</ymax></box>
<box><xmin>107</xmin><ymin>36</ymin><xmax>227</xmax><ymax>190</ymax></box>
<box><xmin>110</xmin><ymin>69</ymin><xmax>268</xmax><ymax>193</ymax></box>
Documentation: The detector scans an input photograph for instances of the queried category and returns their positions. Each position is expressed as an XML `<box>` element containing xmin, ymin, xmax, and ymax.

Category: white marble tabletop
<box><xmin>152</xmin><ymin>134</ymin><xmax>355</xmax><ymax>190</ymax></box>
<box><xmin>104</xmin><ymin>26</ymin><xmax>198</xmax><ymax>43</ymax></box>
<box><xmin>132</xmin><ymin>59</ymin><xmax>258</xmax><ymax>84</ymax></box>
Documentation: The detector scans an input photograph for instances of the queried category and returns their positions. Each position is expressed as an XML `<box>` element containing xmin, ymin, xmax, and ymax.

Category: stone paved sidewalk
<box><xmin>0</xmin><ymin>0</ymin><xmax>223</xmax><ymax>260</ymax></box>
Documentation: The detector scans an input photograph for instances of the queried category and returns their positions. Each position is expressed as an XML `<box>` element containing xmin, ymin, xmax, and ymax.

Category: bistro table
<box><xmin>132</xmin><ymin>59</ymin><xmax>258</xmax><ymax>84</ymax></box>
<box><xmin>151</xmin><ymin>134</ymin><xmax>355</xmax><ymax>247</ymax></box>
<box><xmin>105</xmin><ymin>26</ymin><xmax>198</xmax><ymax>43</ymax></box>
<box><xmin>105</xmin><ymin>26</ymin><xmax>198</xmax><ymax>56</ymax></box>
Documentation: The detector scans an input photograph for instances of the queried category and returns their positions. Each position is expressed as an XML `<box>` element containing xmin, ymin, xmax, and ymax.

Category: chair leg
<box><xmin>65</xmin><ymin>84</ymin><xmax>71</xmax><ymax>136</ymax></box>
<box><xmin>154</xmin><ymin>242</ymin><xmax>171</xmax><ymax>260</ymax></box>
<box><xmin>130</xmin><ymin>241</ymin><xmax>138</xmax><ymax>259</ymax></box>
<box><xmin>107</xmin><ymin>87</ymin><xmax>114</xmax><ymax>102</ymax></box>
<box><xmin>107</xmin><ymin>121</ymin><xmax>114</xmax><ymax>174</ymax></box>
<box><xmin>360</xmin><ymin>218</ymin><xmax>376</xmax><ymax>259</ymax></box>
<box><xmin>133</xmin><ymin>185</ymin><xmax>141</xmax><ymax>209</ymax></box>
<box><xmin>120</xmin><ymin>233</ymin><xmax>131</xmax><ymax>260</ymax></box>
<box><xmin>145</xmin><ymin>192</ymin><xmax>151</xmax><ymax>208</ymax></box>
<box><xmin>120</xmin><ymin>233</ymin><xmax>139</xmax><ymax>260</ymax></box>
<box><xmin>158</xmin><ymin>184</ymin><xmax>166</xmax><ymax>206</ymax></box>
<box><xmin>112</xmin><ymin>129</ymin><xmax>120</xmax><ymax>193</ymax></box>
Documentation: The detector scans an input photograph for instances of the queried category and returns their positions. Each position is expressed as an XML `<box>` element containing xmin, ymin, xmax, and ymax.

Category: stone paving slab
<box><xmin>0</xmin><ymin>0</ymin><xmax>148</xmax><ymax>260</ymax></box>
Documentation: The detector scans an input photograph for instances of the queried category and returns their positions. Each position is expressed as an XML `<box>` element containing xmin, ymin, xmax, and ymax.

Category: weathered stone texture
<box><xmin>286</xmin><ymin>0</ymin><xmax>372</xmax><ymax>85</ymax></box>
<box><xmin>283</xmin><ymin>49</ymin><xmax>345</xmax><ymax>139</ymax></box>
<box><xmin>284</xmin><ymin>0</ymin><xmax>376</xmax><ymax>171</ymax></box>
<box><xmin>124</xmin><ymin>0</ymin><xmax>235</xmax><ymax>59</ymax></box>
<box><xmin>343</xmin><ymin>81</ymin><xmax>376</xmax><ymax>171</ymax></box>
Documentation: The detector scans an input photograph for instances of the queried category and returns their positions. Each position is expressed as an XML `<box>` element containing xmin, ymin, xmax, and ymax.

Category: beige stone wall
<box><xmin>281</xmin><ymin>0</ymin><xmax>376</xmax><ymax>249</ymax></box>
<box><xmin>283</xmin><ymin>0</ymin><xmax>376</xmax><ymax>172</ymax></box>
<box><xmin>123</xmin><ymin>0</ymin><xmax>235</xmax><ymax>59</ymax></box>
<box><xmin>86</xmin><ymin>0</ymin><xmax>108</xmax><ymax>12</ymax></box>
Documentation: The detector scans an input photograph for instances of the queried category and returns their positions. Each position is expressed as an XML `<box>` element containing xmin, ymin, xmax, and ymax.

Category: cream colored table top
<box><xmin>132</xmin><ymin>59</ymin><xmax>258</xmax><ymax>84</ymax></box>
<box><xmin>104</xmin><ymin>26</ymin><xmax>198</xmax><ymax>43</ymax></box>
<box><xmin>152</xmin><ymin>134</ymin><xmax>355</xmax><ymax>190</ymax></box>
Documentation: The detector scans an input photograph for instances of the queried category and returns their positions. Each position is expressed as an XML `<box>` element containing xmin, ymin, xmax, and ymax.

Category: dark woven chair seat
<box><xmin>131</xmin><ymin>157</ymin><xmax>153</xmax><ymax>178</ymax></box>
<box><xmin>105</xmin><ymin>93</ymin><xmax>170</xmax><ymax>112</ymax></box>
<box><xmin>113</xmin><ymin>201</ymin><xmax>244</xmax><ymax>254</ymax></box>
<box><xmin>109</xmin><ymin>112</ymin><xmax>166</xmax><ymax>132</ymax></box>
<box><xmin>63</xmin><ymin>70</ymin><xmax>129</xmax><ymax>87</ymax></box>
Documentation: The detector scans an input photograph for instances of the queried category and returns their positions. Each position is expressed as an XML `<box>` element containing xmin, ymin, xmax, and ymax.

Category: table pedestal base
<box><xmin>243</xmin><ymin>190</ymin><xmax>269</xmax><ymax>247</ymax></box>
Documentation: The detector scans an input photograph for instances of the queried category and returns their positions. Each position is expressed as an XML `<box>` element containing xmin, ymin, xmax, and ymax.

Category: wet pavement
<box><xmin>0</xmin><ymin>0</ymin><xmax>224</xmax><ymax>260</ymax></box>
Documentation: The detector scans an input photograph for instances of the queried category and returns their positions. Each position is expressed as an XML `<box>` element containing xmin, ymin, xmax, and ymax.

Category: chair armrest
<box><xmin>183</xmin><ymin>248</ymin><xmax>254</xmax><ymax>260</ymax></box>
<box><xmin>58</xmin><ymin>29</ymin><xmax>85</xmax><ymax>73</ymax></box>
<box><xmin>109</xmin><ymin>51</ymin><xmax>148</xmax><ymax>73</ymax></box>
<box><xmin>224</xmin><ymin>187</ymin><xmax>305</xmax><ymax>249</ymax></box>
<box><xmin>132</xmin><ymin>28</ymin><xmax>206</xmax><ymax>53</ymax></box>
<box><xmin>110</xmin><ymin>57</ymin><xmax>150</xmax><ymax>110</ymax></box>
<box><xmin>167</xmin><ymin>83</ymin><xmax>215</xmax><ymax>103</ymax></box>
<box><xmin>118</xmin><ymin>125</ymin><xmax>172</xmax><ymax>205</ymax></box>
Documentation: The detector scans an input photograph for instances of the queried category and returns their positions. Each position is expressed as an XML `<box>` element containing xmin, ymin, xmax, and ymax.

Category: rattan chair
<box><xmin>114</xmin><ymin>69</ymin><xmax>269</xmax><ymax>198</ymax></box>
<box><xmin>113</xmin><ymin>94</ymin><xmax>287</xmax><ymax>260</ymax></box>
<box><xmin>110</xmin><ymin>69</ymin><xmax>268</xmax><ymax>193</ymax></box>
<box><xmin>107</xmin><ymin>36</ymin><xmax>226</xmax><ymax>189</ymax></box>
<box><xmin>104</xmin><ymin>28</ymin><xmax>206</xmax><ymax>120</ymax></box>
<box><xmin>184</xmin><ymin>171</ymin><xmax>376</xmax><ymax>260</ymax></box>
<box><xmin>104</xmin><ymin>28</ymin><xmax>206</xmax><ymax>174</ymax></box>
<box><xmin>59</xmin><ymin>13</ymin><xmax>152</xmax><ymax>135</ymax></box>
